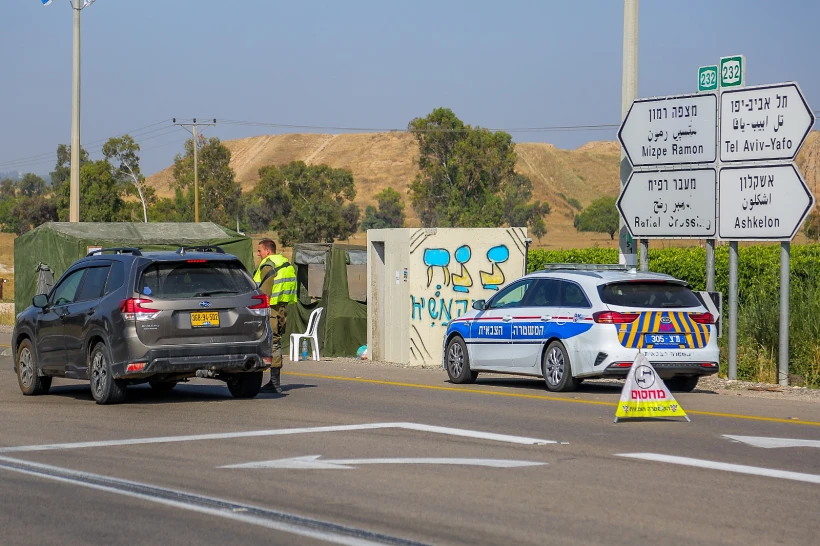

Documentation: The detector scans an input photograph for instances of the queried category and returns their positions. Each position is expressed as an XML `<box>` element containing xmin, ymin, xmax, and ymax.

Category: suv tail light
<box><xmin>593</xmin><ymin>311</ymin><xmax>640</xmax><ymax>324</ymax></box>
<box><xmin>690</xmin><ymin>312</ymin><xmax>715</xmax><ymax>324</ymax></box>
<box><xmin>248</xmin><ymin>294</ymin><xmax>270</xmax><ymax>317</ymax></box>
<box><xmin>119</xmin><ymin>298</ymin><xmax>160</xmax><ymax>321</ymax></box>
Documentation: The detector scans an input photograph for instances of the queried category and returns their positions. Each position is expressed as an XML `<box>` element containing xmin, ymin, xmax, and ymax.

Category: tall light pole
<box><xmin>619</xmin><ymin>0</ymin><xmax>639</xmax><ymax>267</ymax></box>
<box><xmin>46</xmin><ymin>0</ymin><xmax>98</xmax><ymax>222</ymax></box>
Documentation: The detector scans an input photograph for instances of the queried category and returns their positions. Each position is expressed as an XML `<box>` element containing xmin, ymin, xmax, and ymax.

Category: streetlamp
<box><xmin>44</xmin><ymin>0</ymin><xmax>98</xmax><ymax>222</ymax></box>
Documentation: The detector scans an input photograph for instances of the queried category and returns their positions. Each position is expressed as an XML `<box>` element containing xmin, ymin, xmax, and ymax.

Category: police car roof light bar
<box><xmin>537</xmin><ymin>263</ymin><xmax>629</xmax><ymax>272</ymax></box>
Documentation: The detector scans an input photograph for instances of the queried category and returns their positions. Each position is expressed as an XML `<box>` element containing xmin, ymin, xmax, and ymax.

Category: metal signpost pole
<box><xmin>728</xmin><ymin>241</ymin><xmax>738</xmax><ymax>379</ymax></box>
<box><xmin>779</xmin><ymin>243</ymin><xmax>790</xmax><ymax>386</ymax></box>
<box><xmin>619</xmin><ymin>0</ymin><xmax>638</xmax><ymax>267</ymax></box>
<box><xmin>705</xmin><ymin>240</ymin><xmax>715</xmax><ymax>291</ymax></box>
<box><xmin>699</xmin><ymin>63</ymin><xmax>719</xmax><ymax>294</ymax></box>
<box><xmin>639</xmin><ymin>240</ymin><xmax>649</xmax><ymax>271</ymax></box>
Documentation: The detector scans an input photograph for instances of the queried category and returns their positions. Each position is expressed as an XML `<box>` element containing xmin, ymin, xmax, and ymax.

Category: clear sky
<box><xmin>1</xmin><ymin>0</ymin><xmax>818</xmax><ymax>177</ymax></box>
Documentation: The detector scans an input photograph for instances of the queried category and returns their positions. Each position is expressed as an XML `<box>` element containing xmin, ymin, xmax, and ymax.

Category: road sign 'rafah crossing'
<box><xmin>617</xmin><ymin>169</ymin><xmax>716</xmax><ymax>239</ymax></box>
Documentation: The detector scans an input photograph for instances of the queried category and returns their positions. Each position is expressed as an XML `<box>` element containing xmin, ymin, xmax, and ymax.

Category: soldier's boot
<box><xmin>260</xmin><ymin>367</ymin><xmax>283</xmax><ymax>394</ymax></box>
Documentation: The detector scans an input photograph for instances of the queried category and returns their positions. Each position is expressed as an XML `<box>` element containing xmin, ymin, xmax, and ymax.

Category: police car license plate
<box><xmin>191</xmin><ymin>311</ymin><xmax>220</xmax><ymax>328</ymax></box>
<box><xmin>644</xmin><ymin>334</ymin><xmax>684</xmax><ymax>347</ymax></box>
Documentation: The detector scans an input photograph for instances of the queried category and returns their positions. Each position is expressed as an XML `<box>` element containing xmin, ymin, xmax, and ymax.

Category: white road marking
<box><xmin>616</xmin><ymin>453</ymin><xmax>820</xmax><ymax>485</ymax></box>
<box><xmin>0</xmin><ymin>422</ymin><xmax>555</xmax><ymax>453</ymax></box>
<box><xmin>221</xmin><ymin>455</ymin><xmax>547</xmax><ymax>470</ymax></box>
<box><xmin>0</xmin><ymin>455</ymin><xmax>425</xmax><ymax>546</ymax></box>
<box><xmin>723</xmin><ymin>435</ymin><xmax>820</xmax><ymax>449</ymax></box>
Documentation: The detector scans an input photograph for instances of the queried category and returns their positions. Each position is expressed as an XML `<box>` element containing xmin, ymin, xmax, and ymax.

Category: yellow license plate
<box><xmin>191</xmin><ymin>311</ymin><xmax>220</xmax><ymax>328</ymax></box>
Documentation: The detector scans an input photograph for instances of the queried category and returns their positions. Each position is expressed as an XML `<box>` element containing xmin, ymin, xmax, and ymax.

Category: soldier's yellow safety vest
<box><xmin>253</xmin><ymin>254</ymin><xmax>297</xmax><ymax>305</ymax></box>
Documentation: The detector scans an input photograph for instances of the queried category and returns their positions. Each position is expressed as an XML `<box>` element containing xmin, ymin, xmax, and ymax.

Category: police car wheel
<box><xmin>542</xmin><ymin>341</ymin><xmax>578</xmax><ymax>392</ymax></box>
<box><xmin>666</xmin><ymin>375</ymin><xmax>699</xmax><ymax>392</ymax></box>
<box><xmin>446</xmin><ymin>336</ymin><xmax>477</xmax><ymax>384</ymax></box>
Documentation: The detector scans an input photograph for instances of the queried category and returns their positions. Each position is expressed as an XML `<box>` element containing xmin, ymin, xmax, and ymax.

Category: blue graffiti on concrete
<box><xmin>423</xmin><ymin>248</ymin><xmax>451</xmax><ymax>287</ymax></box>
<box><xmin>479</xmin><ymin>245</ymin><xmax>509</xmax><ymax>290</ymax></box>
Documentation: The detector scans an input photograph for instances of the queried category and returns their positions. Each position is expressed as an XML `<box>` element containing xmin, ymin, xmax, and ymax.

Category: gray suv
<box><xmin>12</xmin><ymin>247</ymin><xmax>272</xmax><ymax>404</ymax></box>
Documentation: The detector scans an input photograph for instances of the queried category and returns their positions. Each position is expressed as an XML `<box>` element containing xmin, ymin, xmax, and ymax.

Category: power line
<box><xmin>218</xmin><ymin>118</ymin><xmax>621</xmax><ymax>133</ymax></box>
<box><xmin>0</xmin><ymin>119</ymin><xmax>175</xmax><ymax>170</ymax></box>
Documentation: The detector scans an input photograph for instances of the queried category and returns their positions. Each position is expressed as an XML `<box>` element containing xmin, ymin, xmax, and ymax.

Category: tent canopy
<box><xmin>284</xmin><ymin>242</ymin><xmax>367</xmax><ymax>357</ymax></box>
<box><xmin>14</xmin><ymin>222</ymin><xmax>253</xmax><ymax>314</ymax></box>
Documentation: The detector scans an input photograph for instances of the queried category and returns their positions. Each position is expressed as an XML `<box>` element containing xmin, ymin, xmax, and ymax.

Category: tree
<box><xmin>56</xmin><ymin>160</ymin><xmax>126</xmax><ymax>222</ymax></box>
<box><xmin>172</xmin><ymin>136</ymin><xmax>241</xmax><ymax>227</ymax></box>
<box><xmin>0</xmin><ymin>179</ymin><xmax>15</xmax><ymax>199</ymax></box>
<box><xmin>249</xmin><ymin>161</ymin><xmax>358</xmax><ymax>246</ymax></box>
<box><xmin>103</xmin><ymin>135</ymin><xmax>154</xmax><ymax>222</ymax></box>
<box><xmin>361</xmin><ymin>187</ymin><xmax>406</xmax><ymax>230</ymax></box>
<box><xmin>408</xmin><ymin>108</ymin><xmax>535</xmax><ymax>228</ymax></box>
<box><xmin>149</xmin><ymin>189</ymin><xmax>192</xmax><ymax>223</ymax></box>
<box><xmin>573</xmin><ymin>196</ymin><xmax>619</xmax><ymax>240</ymax></box>
<box><xmin>11</xmin><ymin>196</ymin><xmax>58</xmax><ymax>235</ymax></box>
<box><xmin>17</xmin><ymin>173</ymin><xmax>47</xmax><ymax>197</ymax></box>
<box><xmin>50</xmin><ymin>144</ymin><xmax>89</xmax><ymax>194</ymax></box>
<box><xmin>501</xmin><ymin>174</ymin><xmax>551</xmax><ymax>241</ymax></box>
<box><xmin>804</xmin><ymin>210</ymin><xmax>820</xmax><ymax>242</ymax></box>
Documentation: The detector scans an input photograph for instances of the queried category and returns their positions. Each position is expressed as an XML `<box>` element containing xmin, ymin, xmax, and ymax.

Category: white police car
<box><xmin>442</xmin><ymin>265</ymin><xmax>719</xmax><ymax>392</ymax></box>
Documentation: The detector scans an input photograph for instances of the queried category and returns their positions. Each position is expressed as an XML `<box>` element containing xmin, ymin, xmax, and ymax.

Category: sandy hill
<box><xmin>146</xmin><ymin>130</ymin><xmax>820</xmax><ymax>243</ymax></box>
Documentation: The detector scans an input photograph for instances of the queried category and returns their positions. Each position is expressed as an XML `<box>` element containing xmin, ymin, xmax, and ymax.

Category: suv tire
<box><xmin>17</xmin><ymin>339</ymin><xmax>52</xmax><ymax>396</ymax></box>
<box><xmin>89</xmin><ymin>342</ymin><xmax>126</xmax><ymax>405</ymax></box>
<box><xmin>227</xmin><ymin>371</ymin><xmax>263</xmax><ymax>398</ymax></box>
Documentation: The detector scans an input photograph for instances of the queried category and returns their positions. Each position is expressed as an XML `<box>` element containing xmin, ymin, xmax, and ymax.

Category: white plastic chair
<box><xmin>289</xmin><ymin>307</ymin><xmax>324</xmax><ymax>361</ymax></box>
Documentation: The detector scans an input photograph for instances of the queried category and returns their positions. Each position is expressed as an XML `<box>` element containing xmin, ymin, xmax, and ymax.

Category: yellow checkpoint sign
<box><xmin>615</xmin><ymin>352</ymin><xmax>690</xmax><ymax>423</ymax></box>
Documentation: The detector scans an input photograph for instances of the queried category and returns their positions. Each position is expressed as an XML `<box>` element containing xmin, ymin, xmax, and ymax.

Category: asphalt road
<box><xmin>1</xmin><ymin>332</ymin><xmax>819</xmax><ymax>545</ymax></box>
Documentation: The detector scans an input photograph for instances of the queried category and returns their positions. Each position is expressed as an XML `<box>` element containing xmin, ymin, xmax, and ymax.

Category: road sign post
<box><xmin>717</xmin><ymin>81</ymin><xmax>815</xmax><ymax>384</ymax></box>
<box><xmin>619</xmin><ymin>71</ymin><xmax>815</xmax><ymax>386</ymax></box>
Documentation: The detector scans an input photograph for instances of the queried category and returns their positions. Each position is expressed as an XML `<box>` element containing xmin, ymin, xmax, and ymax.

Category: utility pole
<box><xmin>619</xmin><ymin>0</ymin><xmax>639</xmax><ymax>267</ymax></box>
<box><xmin>173</xmin><ymin>118</ymin><xmax>216</xmax><ymax>223</ymax></box>
<box><xmin>67</xmin><ymin>0</ymin><xmax>97</xmax><ymax>222</ymax></box>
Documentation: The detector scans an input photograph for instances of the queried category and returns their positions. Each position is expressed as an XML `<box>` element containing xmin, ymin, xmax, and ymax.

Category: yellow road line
<box><xmin>0</xmin><ymin>344</ymin><xmax>10</xmax><ymax>348</ymax></box>
<box><xmin>285</xmin><ymin>372</ymin><xmax>820</xmax><ymax>427</ymax></box>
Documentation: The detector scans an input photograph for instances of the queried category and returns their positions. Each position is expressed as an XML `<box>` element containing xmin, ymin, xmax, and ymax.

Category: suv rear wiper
<box><xmin>194</xmin><ymin>290</ymin><xmax>239</xmax><ymax>297</ymax></box>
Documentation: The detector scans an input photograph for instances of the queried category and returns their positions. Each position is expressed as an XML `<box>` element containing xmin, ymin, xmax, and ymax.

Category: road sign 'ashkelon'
<box><xmin>617</xmin><ymin>169</ymin><xmax>716</xmax><ymax>239</ymax></box>
<box><xmin>618</xmin><ymin>93</ymin><xmax>717</xmax><ymax>167</ymax></box>
<box><xmin>718</xmin><ymin>164</ymin><xmax>815</xmax><ymax>241</ymax></box>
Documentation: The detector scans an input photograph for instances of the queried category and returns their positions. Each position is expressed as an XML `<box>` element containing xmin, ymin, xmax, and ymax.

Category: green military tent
<box><xmin>14</xmin><ymin>222</ymin><xmax>253</xmax><ymax>315</ymax></box>
<box><xmin>283</xmin><ymin>243</ymin><xmax>367</xmax><ymax>358</ymax></box>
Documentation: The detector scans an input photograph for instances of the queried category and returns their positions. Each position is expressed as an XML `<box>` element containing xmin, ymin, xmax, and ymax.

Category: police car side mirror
<box><xmin>472</xmin><ymin>299</ymin><xmax>485</xmax><ymax>310</ymax></box>
<box><xmin>33</xmin><ymin>294</ymin><xmax>48</xmax><ymax>309</ymax></box>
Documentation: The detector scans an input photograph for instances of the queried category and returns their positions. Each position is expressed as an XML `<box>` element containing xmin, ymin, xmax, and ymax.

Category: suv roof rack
<box><xmin>87</xmin><ymin>247</ymin><xmax>143</xmax><ymax>257</ymax></box>
<box><xmin>175</xmin><ymin>245</ymin><xmax>226</xmax><ymax>256</ymax></box>
<box><xmin>537</xmin><ymin>263</ymin><xmax>629</xmax><ymax>272</ymax></box>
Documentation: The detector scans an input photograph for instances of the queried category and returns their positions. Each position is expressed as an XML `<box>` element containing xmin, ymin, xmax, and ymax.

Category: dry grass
<box><xmin>0</xmin><ymin>305</ymin><xmax>13</xmax><ymax>326</ymax></box>
<box><xmin>0</xmin><ymin>233</ymin><xmax>14</xmax><ymax>303</ymax></box>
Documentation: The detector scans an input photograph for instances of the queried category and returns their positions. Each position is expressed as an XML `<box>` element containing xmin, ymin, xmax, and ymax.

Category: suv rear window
<box><xmin>139</xmin><ymin>261</ymin><xmax>255</xmax><ymax>299</ymax></box>
<box><xmin>599</xmin><ymin>282</ymin><xmax>701</xmax><ymax>308</ymax></box>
